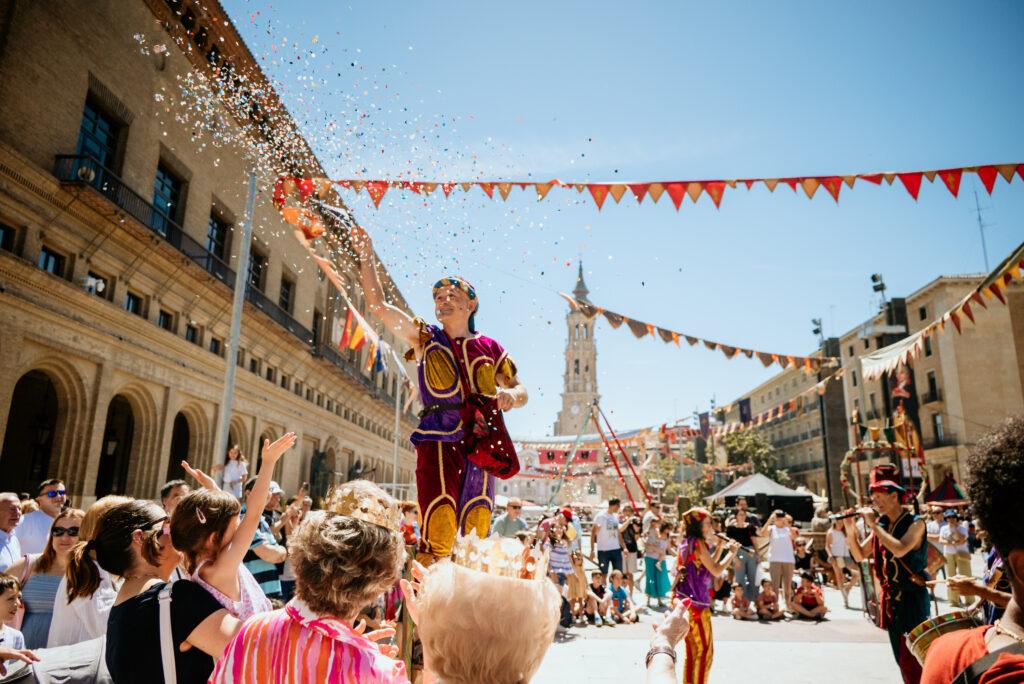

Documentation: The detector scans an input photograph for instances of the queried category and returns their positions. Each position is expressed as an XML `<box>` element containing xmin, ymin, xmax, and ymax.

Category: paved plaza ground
<box><xmin>532</xmin><ymin>553</ymin><xmax>983</xmax><ymax>683</ymax></box>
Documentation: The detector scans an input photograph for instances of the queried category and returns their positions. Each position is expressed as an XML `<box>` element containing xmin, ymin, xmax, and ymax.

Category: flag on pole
<box><xmin>339</xmin><ymin>309</ymin><xmax>354</xmax><ymax>349</ymax></box>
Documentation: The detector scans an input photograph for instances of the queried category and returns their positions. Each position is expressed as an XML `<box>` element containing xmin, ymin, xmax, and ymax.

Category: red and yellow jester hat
<box><xmin>680</xmin><ymin>507</ymin><xmax>711</xmax><ymax>534</ymax></box>
<box><xmin>432</xmin><ymin>276</ymin><xmax>479</xmax><ymax>332</ymax></box>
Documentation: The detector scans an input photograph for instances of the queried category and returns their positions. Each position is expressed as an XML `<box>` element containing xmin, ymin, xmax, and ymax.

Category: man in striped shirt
<box><xmin>241</xmin><ymin>477</ymin><xmax>286</xmax><ymax>601</ymax></box>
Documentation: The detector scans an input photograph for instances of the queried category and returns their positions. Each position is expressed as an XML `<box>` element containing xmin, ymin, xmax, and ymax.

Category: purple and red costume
<box><xmin>410</xmin><ymin>318</ymin><xmax>519</xmax><ymax>559</ymax></box>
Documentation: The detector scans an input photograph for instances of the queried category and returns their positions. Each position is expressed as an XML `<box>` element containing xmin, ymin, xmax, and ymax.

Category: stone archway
<box><xmin>0</xmin><ymin>370</ymin><xmax>59</xmax><ymax>494</ymax></box>
<box><xmin>103</xmin><ymin>382</ymin><xmax>160</xmax><ymax>496</ymax></box>
<box><xmin>165</xmin><ymin>413</ymin><xmax>190</xmax><ymax>482</ymax></box>
<box><xmin>95</xmin><ymin>394</ymin><xmax>135</xmax><ymax>497</ymax></box>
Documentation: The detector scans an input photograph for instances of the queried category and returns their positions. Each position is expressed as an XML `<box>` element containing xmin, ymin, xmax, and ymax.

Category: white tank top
<box><xmin>768</xmin><ymin>526</ymin><xmax>795</xmax><ymax>563</ymax></box>
<box><xmin>829</xmin><ymin>529</ymin><xmax>849</xmax><ymax>558</ymax></box>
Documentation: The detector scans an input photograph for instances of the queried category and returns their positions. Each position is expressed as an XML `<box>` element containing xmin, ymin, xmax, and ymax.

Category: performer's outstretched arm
<box><xmin>352</xmin><ymin>226</ymin><xmax>420</xmax><ymax>349</ymax></box>
<box><xmin>495</xmin><ymin>371</ymin><xmax>528</xmax><ymax>411</ymax></box>
<box><xmin>842</xmin><ymin>517</ymin><xmax>873</xmax><ymax>562</ymax></box>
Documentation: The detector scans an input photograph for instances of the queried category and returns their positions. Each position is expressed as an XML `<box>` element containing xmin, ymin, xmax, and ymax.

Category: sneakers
<box><xmin>587</xmin><ymin>612</ymin><xmax>596</xmax><ymax>625</ymax></box>
<box><xmin>594</xmin><ymin>614</ymin><xmax>604</xmax><ymax>627</ymax></box>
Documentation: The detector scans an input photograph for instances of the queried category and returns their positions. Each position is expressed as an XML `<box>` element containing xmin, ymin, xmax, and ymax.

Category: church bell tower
<box><xmin>553</xmin><ymin>263</ymin><xmax>599</xmax><ymax>436</ymax></box>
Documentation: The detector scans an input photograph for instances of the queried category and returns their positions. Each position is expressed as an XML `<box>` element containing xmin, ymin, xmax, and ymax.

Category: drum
<box><xmin>906</xmin><ymin>611</ymin><xmax>982</xmax><ymax>665</ymax></box>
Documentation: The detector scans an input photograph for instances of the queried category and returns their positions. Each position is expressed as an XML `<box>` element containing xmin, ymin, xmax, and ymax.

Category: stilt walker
<box><xmin>354</xmin><ymin>227</ymin><xmax>527</xmax><ymax>565</ymax></box>
<box><xmin>673</xmin><ymin>507</ymin><xmax>740</xmax><ymax>684</ymax></box>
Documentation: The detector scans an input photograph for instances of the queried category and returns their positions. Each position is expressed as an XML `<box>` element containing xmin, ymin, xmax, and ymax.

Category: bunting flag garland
<box><xmin>274</xmin><ymin>162</ymin><xmax>1022</xmax><ymax>216</ymax></box>
<box><xmin>710</xmin><ymin>369</ymin><xmax>846</xmax><ymax>438</ymax></box>
<box><xmin>860</xmin><ymin>240</ymin><xmax>1024</xmax><ymax>381</ymax></box>
<box><xmin>560</xmin><ymin>293</ymin><xmax>838</xmax><ymax>372</ymax></box>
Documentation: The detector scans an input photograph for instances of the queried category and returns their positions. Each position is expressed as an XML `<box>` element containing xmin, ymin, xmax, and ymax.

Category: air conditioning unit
<box><xmin>79</xmin><ymin>275</ymin><xmax>105</xmax><ymax>294</ymax></box>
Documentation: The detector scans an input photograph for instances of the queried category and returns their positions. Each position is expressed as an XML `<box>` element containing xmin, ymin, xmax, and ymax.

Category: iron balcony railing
<box><xmin>244</xmin><ymin>284</ymin><xmax>314</xmax><ymax>345</ymax></box>
<box><xmin>923</xmin><ymin>432</ymin><xmax>959</xmax><ymax>450</ymax></box>
<box><xmin>921</xmin><ymin>388</ymin><xmax>944</xmax><ymax>404</ymax></box>
<box><xmin>54</xmin><ymin>155</ymin><xmax>236</xmax><ymax>290</ymax></box>
<box><xmin>313</xmin><ymin>342</ymin><xmax>419</xmax><ymax>420</ymax></box>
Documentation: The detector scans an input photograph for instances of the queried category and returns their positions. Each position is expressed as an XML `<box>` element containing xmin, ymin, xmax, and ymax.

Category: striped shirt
<box><xmin>209</xmin><ymin>598</ymin><xmax>409</xmax><ymax>684</ymax></box>
<box><xmin>242</xmin><ymin>515</ymin><xmax>282</xmax><ymax>599</ymax></box>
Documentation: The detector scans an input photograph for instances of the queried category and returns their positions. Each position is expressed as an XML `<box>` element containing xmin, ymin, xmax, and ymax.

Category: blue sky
<box><xmin>223</xmin><ymin>0</ymin><xmax>1024</xmax><ymax>437</ymax></box>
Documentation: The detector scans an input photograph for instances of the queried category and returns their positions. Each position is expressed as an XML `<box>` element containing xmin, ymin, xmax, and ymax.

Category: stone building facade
<box><xmin>553</xmin><ymin>263</ymin><xmax>599</xmax><ymax>437</ymax></box>
<box><xmin>0</xmin><ymin>0</ymin><xmax>418</xmax><ymax>505</ymax></box>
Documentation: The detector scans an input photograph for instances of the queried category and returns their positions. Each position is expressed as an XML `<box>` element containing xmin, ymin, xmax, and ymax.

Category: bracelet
<box><xmin>645</xmin><ymin>645</ymin><xmax>677</xmax><ymax>669</ymax></box>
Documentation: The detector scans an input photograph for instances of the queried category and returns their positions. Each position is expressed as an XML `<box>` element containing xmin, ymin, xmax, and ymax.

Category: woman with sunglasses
<box><xmin>4</xmin><ymin>508</ymin><xmax>84</xmax><ymax>648</ymax></box>
<box><xmin>95</xmin><ymin>498</ymin><xmax>241</xmax><ymax>683</ymax></box>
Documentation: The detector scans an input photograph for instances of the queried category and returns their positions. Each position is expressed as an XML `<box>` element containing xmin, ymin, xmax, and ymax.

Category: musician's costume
<box><xmin>673</xmin><ymin>508</ymin><xmax>714</xmax><ymax>684</ymax></box>
<box><xmin>869</xmin><ymin>482</ymin><xmax>931</xmax><ymax>684</ymax></box>
<box><xmin>409</xmin><ymin>277</ymin><xmax>520</xmax><ymax>561</ymax></box>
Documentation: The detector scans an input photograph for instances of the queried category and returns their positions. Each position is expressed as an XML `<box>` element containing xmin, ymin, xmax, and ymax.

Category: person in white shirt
<box><xmin>939</xmin><ymin>508</ymin><xmax>972</xmax><ymax>607</ymax></box>
<box><xmin>220</xmin><ymin>445</ymin><xmax>248</xmax><ymax>499</ymax></box>
<box><xmin>0</xmin><ymin>494</ymin><xmax>23</xmax><ymax>573</ymax></box>
<box><xmin>590</xmin><ymin>498</ymin><xmax>624</xmax><ymax>575</ymax></box>
<box><xmin>15</xmin><ymin>480</ymin><xmax>66</xmax><ymax>555</ymax></box>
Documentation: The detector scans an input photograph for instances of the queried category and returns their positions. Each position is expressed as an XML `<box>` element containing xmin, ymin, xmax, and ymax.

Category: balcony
<box><xmin>313</xmin><ymin>342</ymin><xmax>417</xmax><ymax>420</ymax></box>
<box><xmin>54</xmin><ymin>155</ymin><xmax>236</xmax><ymax>290</ymax></box>
<box><xmin>923</xmin><ymin>432</ymin><xmax>959</xmax><ymax>450</ymax></box>
<box><xmin>244</xmin><ymin>284</ymin><xmax>313</xmax><ymax>345</ymax></box>
<box><xmin>921</xmin><ymin>388</ymin><xmax>943</xmax><ymax>405</ymax></box>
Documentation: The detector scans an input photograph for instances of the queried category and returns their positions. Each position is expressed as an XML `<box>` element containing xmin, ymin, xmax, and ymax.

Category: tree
<box><xmin>647</xmin><ymin>442</ymin><xmax>716</xmax><ymax>508</ymax></box>
<box><xmin>720</xmin><ymin>430</ymin><xmax>793</xmax><ymax>487</ymax></box>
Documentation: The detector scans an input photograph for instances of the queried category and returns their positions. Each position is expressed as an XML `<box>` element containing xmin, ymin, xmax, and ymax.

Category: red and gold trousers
<box><xmin>415</xmin><ymin>440</ymin><xmax>495</xmax><ymax>559</ymax></box>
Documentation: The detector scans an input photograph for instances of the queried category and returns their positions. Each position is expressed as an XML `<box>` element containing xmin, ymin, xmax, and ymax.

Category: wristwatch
<box><xmin>645</xmin><ymin>645</ymin><xmax>677</xmax><ymax>668</ymax></box>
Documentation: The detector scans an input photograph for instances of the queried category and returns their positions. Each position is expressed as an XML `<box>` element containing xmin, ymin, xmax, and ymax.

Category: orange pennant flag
<box><xmin>898</xmin><ymin>172</ymin><xmax>923</xmax><ymax>200</ymax></box>
<box><xmin>588</xmin><ymin>184</ymin><xmax>610</xmax><ymax>210</ymax></box>
<box><xmin>365</xmin><ymin>181</ymin><xmax>388</xmax><ymax>208</ymax></box>
<box><xmin>705</xmin><ymin>181</ymin><xmax>726</xmax><ymax>208</ymax></box>
<box><xmin>535</xmin><ymin>183</ymin><xmax>553</xmax><ymax>201</ymax></box>
<box><xmin>628</xmin><ymin>184</ymin><xmax>650</xmax><ymax>203</ymax></box>
<box><xmin>997</xmin><ymin>164</ymin><xmax>1016</xmax><ymax>183</ymax></box>
<box><xmin>350</xmin><ymin>179</ymin><xmax>366</xmax><ymax>194</ymax></box>
<box><xmin>977</xmin><ymin>166</ymin><xmax>998</xmax><ymax>194</ymax></box>
<box><xmin>938</xmin><ymin>168</ymin><xmax>963</xmax><ymax>197</ymax></box>
<box><xmin>497</xmin><ymin>182</ymin><xmax>513</xmax><ymax>200</ymax></box>
<box><xmin>479</xmin><ymin>183</ymin><xmax>495</xmax><ymax>198</ymax></box>
<box><xmin>801</xmin><ymin>178</ymin><xmax>820</xmax><ymax>199</ymax></box>
<box><xmin>843</xmin><ymin>175</ymin><xmax>857</xmax><ymax>188</ymax></box>
<box><xmin>686</xmin><ymin>182</ymin><xmax>704</xmax><ymax>203</ymax></box>
<box><xmin>609</xmin><ymin>184</ymin><xmax>628</xmax><ymax>204</ymax></box>
<box><xmin>882</xmin><ymin>173</ymin><xmax>897</xmax><ymax>185</ymax></box>
<box><xmin>665</xmin><ymin>183</ymin><xmax>687</xmax><ymax>210</ymax></box>
<box><xmin>574</xmin><ymin>184</ymin><xmax>586</xmax><ymax>193</ymax></box>
<box><xmin>923</xmin><ymin>170</ymin><xmax>937</xmax><ymax>183</ymax></box>
<box><xmin>647</xmin><ymin>183</ymin><xmax>665</xmax><ymax>203</ymax></box>
<box><xmin>764</xmin><ymin>179</ymin><xmax>779</xmax><ymax>192</ymax></box>
<box><xmin>821</xmin><ymin>177</ymin><xmax>842</xmax><ymax>202</ymax></box>
<box><xmin>421</xmin><ymin>182</ymin><xmax>437</xmax><ymax>195</ymax></box>
<box><xmin>671</xmin><ymin>332</ymin><xmax>680</xmax><ymax>347</ymax></box>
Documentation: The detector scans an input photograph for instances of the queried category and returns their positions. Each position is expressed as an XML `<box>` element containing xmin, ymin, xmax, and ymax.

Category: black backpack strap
<box><xmin>952</xmin><ymin>641</ymin><xmax>1024</xmax><ymax>684</ymax></box>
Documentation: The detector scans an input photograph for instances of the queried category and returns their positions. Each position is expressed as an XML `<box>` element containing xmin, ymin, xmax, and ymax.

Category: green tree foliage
<box><xmin>720</xmin><ymin>431</ymin><xmax>793</xmax><ymax>487</ymax></box>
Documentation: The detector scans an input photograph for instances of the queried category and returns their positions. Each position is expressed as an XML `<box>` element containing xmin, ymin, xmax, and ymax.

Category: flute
<box><xmin>714</xmin><ymin>532</ymin><xmax>753</xmax><ymax>554</ymax></box>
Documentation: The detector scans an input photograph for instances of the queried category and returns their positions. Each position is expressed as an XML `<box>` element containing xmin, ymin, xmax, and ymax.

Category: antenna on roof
<box><xmin>973</xmin><ymin>189</ymin><xmax>993</xmax><ymax>271</ymax></box>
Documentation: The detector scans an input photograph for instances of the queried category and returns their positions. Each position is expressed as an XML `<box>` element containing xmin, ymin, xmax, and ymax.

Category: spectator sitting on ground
<box><xmin>730</xmin><ymin>582</ymin><xmax>757</xmax><ymax>621</ymax></box>
<box><xmin>586</xmin><ymin>570</ymin><xmax>614</xmax><ymax>626</ymax></box>
<box><xmin>788</xmin><ymin>571</ymin><xmax>828</xmax><ymax>620</ymax></box>
<box><xmin>160</xmin><ymin>479</ymin><xmax>191</xmax><ymax>516</ymax></box>
<box><xmin>15</xmin><ymin>479</ymin><xmax>67</xmax><ymax>556</ymax></box>
<box><xmin>608</xmin><ymin>569</ymin><xmax>638</xmax><ymax>624</ymax></box>
<box><xmin>756</xmin><ymin>578</ymin><xmax>784</xmax><ymax>620</ymax></box>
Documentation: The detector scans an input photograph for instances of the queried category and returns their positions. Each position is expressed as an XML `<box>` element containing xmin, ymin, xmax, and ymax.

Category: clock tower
<box><xmin>553</xmin><ymin>263</ymin><xmax>600</xmax><ymax>436</ymax></box>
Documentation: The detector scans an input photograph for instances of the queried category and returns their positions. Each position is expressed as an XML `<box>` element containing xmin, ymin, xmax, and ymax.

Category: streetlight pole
<box><xmin>391</xmin><ymin>380</ymin><xmax>401</xmax><ymax>498</ymax></box>
<box><xmin>214</xmin><ymin>170</ymin><xmax>256</xmax><ymax>475</ymax></box>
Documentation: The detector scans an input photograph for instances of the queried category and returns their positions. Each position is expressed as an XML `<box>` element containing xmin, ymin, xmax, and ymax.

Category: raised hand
<box><xmin>181</xmin><ymin>460</ymin><xmax>219</xmax><ymax>491</ymax></box>
<box><xmin>260</xmin><ymin>432</ymin><xmax>297</xmax><ymax>466</ymax></box>
<box><xmin>652</xmin><ymin>598</ymin><xmax>691</xmax><ymax>649</ymax></box>
<box><xmin>0</xmin><ymin>646</ymin><xmax>40</xmax><ymax>676</ymax></box>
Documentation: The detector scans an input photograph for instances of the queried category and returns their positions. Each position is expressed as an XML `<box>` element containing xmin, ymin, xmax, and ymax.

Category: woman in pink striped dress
<box><xmin>209</xmin><ymin>481</ymin><xmax>408</xmax><ymax>684</ymax></box>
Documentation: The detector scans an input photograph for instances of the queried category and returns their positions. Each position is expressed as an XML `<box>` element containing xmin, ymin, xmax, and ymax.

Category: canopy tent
<box><xmin>923</xmin><ymin>474</ymin><xmax>969</xmax><ymax>506</ymax></box>
<box><xmin>706</xmin><ymin>473</ymin><xmax>815</xmax><ymax>521</ymax></box>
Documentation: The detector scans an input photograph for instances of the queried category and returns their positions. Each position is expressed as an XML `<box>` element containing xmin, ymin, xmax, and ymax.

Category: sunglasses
<box><xmin>51</xmin><ymin>526</ymin><xmax>79</xmax><ymax>537</ymax></box>
<box><xmin>44</xmin><ymin>490</ymin><xmax>67</xmax><ymax>498</ymax></box>
<box><xmin>508</xmin><ymin>505</ymin><xmax>522</xmax><ymax>509</ymax></box>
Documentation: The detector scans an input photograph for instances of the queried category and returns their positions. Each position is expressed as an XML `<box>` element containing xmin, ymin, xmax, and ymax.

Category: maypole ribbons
<box><xmin>560</xmin><ymin>292</ymin><xmax>839</xmax><ymax>372</ymax></box>
<box><xmin>277</xmin><ymin>163</ymin><xmax>1023</xmax><ymax>211</ymax></box>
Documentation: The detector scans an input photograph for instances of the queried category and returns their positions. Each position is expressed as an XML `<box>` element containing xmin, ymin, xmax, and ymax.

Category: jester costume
<box><xmin>674</xmin><ymin>509</ymin><xmax>714</xmax><ymax>684</ymax></box>
<box><xmin>872</xmin><ymin>510</ymin><xmax>930</xmax><ymax>684</ymax></box>
<box><xmin>409</xmin><ymin>277</ymin><xmax>520</xmax><ymax>561</ymax></box>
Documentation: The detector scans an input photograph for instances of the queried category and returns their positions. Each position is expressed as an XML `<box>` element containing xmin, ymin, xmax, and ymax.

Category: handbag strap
<box><xmin>952</xmin><ymin>641</ymin><xmax>1024</xmax><ymax>684</ymax></box>
<box><xmin>157</xmin><ymin>581</ymin><xmax>178</xmax><ymax>684</ymax></box>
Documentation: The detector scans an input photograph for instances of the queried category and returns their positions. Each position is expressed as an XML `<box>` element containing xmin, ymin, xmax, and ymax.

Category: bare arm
<box><xmin>352</xmin><ymin>227</ymin><xmax>419</xmax><ymax>349</ymax></box>
<box><xmin>842</xmin><ymin>517</ymin><xmax>872</xmax><ymax>562</ymax></box>
<box><xmin>868</xmin><ymin>516</ymin><xmax>926</xmax><ymax>559</ymax></box>
<box><xmin>697</xmin><ymin>540</ymin><xmax>737</xmax><ymax>577</ymax></box>
<box><xmin>250</xmin><ymin>541</ymin><xmax>287</xmax><ymax>564</ymax></box>
<box><xmin>495</xmin><ymin>371</ymin><xmax>528</xmax><ymax>411</ymax></box>
<box><xmin>184</xmin><ymin>608</ymin><xmax>242</xmax><ymax>658</ymax></box>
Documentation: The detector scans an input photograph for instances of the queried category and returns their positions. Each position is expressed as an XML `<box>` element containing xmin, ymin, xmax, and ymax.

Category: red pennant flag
<box><xmin>479</xmin><ymin>183</ymin><xmax>495</xmax><ymax>198</ymax></box>
<box><xmin>950</xmin><ymin>311</ymin><xmax>962</xmax><ymax>334</ymax></box>
<box><xmin>977</xmin><ymin>166</ymin><xmax>998</xmax><ymax>194</ymax></box>
<box><xmin>1018</xmin><ymin>164</ymin><xmax>1024</xmax><ymax>181</ymax></box>
<box><xmin>938</xmin><ymin>168</ymin><xmax>963</xmax><ymax>197</ymax></box>
<box><xmin>897</xmin><ymin>172</ymin><xmax>923</xmax><ymax>200</ymax></box>
<box><xmin>783</xmin><ymin>178</ymin><xmax>798</xmax><ymax>192</ymax></box>
<box><xmin>821</xmin><ymin>177</ymin><xmax>843</xmax><ymax>202</ymax></box>
<box><xmin>628</xmin><ymin>184</ymin><xmax>650</xmax><ymax>203</ymax></box>
<box><xmin>705</xmin><ymin>181</ymin><xmax>726</xmax><ymax>208</ymax></box>
<box><xmin>365</xmin><ymin>181</ymin><xmax>388</xmax><ymax>208</ymax></box>
<box><xmin>989</xmin><ymin>282</ymin><xmax>1006</xmax><ymax>305</ymax></box>
<box><xmin>971</xmin><ymin>290</ymin><xmax>988</xmax><ymax>309</ymax></box>
<box><xmin>588</xmin><ymin>184</ymin><xmax>610</xmax><ymax>210</ymax></box>
<box><xmin>441</xmin><ymin>182</ymin><xmax>455</xmax><ymax>197</ymax></box>
<box><xmin>405</xmin><ymin>181</ymin><xmax>423</xmax><ymax>195</ymax></box>
<box><xmin>961</xmin><ymin>301</ymin><xmax>975</xmax><ymax>323</ymax></box>
<box><xmin>859</xmin><ymin>174</ymin><xmax>883</xmax><ymax>185</ymax></box>
<box><xmin>297</xmin><ymin>177</ymin><xmax>315</xmax><ymax>201</ymax></box>
<box><xmin>665</xmin><ymin>183</ymin><xmax>687</xmax><ymax>210</ymax></box>
<box><xmin>742</xmin><ymin>180</ymin><xmax>754</xmax><ymax>190</ymax></box>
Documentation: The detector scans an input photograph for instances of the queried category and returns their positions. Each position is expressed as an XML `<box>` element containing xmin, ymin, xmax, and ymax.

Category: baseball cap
<box><xmin>943</xmin><ymin>508</ymin><xmax>959</xmax><ymax>519</ymax></box>
<box><xmin>869</xmin><ymin>480</ymin><xmax>905</xmax><ymax>494</ymax></box>
<box><xmin>269</xmin><ymin>481</ymin><xmax>284</xmax><ymax>495</ymax></box>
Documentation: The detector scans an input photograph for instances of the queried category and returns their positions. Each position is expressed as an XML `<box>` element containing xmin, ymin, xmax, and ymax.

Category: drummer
<box><xmin>842</xmin><ymin>480</ymin><xmax>930</xmax><ymax>684</ymax></box>
<box><xmin>921</xmin><ymin>417</ymin><xmax>1024</xmax><ymax>683</ymax></box>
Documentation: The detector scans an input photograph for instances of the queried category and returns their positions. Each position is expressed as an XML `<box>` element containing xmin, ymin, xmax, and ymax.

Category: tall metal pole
<box><xmin>391</xmin><ymin>381</ymin><xmax>401</xmax><ymax>498</ymax></box>
<box><xmin>214</xmin><ymin>171</ymin><xmax>256</xmax><ymax>476</ymax></box>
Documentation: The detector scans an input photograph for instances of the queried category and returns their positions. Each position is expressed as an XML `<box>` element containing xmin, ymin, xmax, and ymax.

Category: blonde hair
<box><xmin>290</xmin><ymin>480</ymin><xmax>404</xmax><ymax>619</ymax></box>
<box><xmin>66</xmin><ymin>496</ymin><xmax>132</xmax><ymax>601</ymax></box>
<box><xmin>417</xmin><ymin>561</ymin><xmax>560</xmax><ymax>684</ymax></box>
